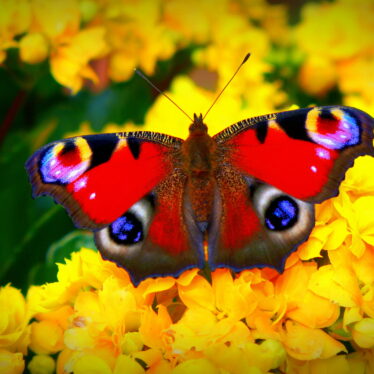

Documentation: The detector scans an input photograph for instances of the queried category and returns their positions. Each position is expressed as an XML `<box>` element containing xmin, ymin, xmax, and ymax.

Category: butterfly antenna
<box><xmin>203</xmin><ymin>53</ymin><xmax>251</xmax><ymax>120</ymax></box>
<box><xmin>134</xmin><ymin>68</ymin><xmax>193</xmax><ymax>122</ymax></box>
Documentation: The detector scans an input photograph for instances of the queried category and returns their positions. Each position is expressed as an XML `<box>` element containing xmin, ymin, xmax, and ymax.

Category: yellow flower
<box><xmin>31</xmin><ymin>0</ymin><xmax>80</xmax><ymax>41</ymax></box>
<box><xmin>162</xmin><ymin>0</ymin><xmax>215</xmax><ymax>44</ymax></box>
<box><xmin>352</xmin><ymin>318</ymin><xmax>374</xmax><ymax>348</ymax></box>
<box><xmin>295</xmin><ymin>1</ymin><xmax>373</xmax><ymax>61</ymax></box>
<box><xmin>72</xmin><ymin>354</ymin><xmax>112</xmax><ymax>374</ymax></box>
<box><xmin>282</xmin><ymin>320</ymin><xmax>346</xmax><ymax>360</ymax></box>
<box><xmin>50</xmin><ymin>27</ymin><xmax>108</xmax><ymax>93</ymax></box>
<box><xmin>28</xmin><ymin>354</ymin><xmax>55</xmax><ymax>374</ymax></box>
<box><xmin>29</xmin><ymin>320</ymin><xmax>64</xmax><ymax>354</ymax></box>
<box><xmin>0</xmin><ymin>0</ymin><xmax>30</xmax><ymax>63</ymax></box>
<box><xmin>298</xmin><ymin>56</ymin><xmax>338</xmax><ymax>97</ymax></box>
<box><xmin>294</xmin><ymin>0</ymin><xmax>374</xmax><ymax>102</ymax></box>
<box><xmin>19</xmin><ymin>33</ymin><xmax>49</xmax><ymax>64</ymax></box>
<box><xmin>0</xmin><ymin>285</ymin><xmax>29</xmax><ymax>354</ymax></box>
<box><xmin>337</xmin><ymin>56</ymin><xmax>374</xmax><ymax>107</ymax></box>
<box><xmin>172</xmin><ymin>358</ymin><xmax>219</xmax><ymax>374</ymax></box>
<box><xmin>275</xmin><ymin>262</ymin><xmax>340</xmax><ymax>329</ymax></box>
<box><xmin>0</xmin><ymin>350</ymin><xmax>25</xmax><ymax>374</ymax></box>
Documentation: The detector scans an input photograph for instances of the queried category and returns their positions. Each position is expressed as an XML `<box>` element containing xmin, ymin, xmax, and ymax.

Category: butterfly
<box><xmin>26</xmin><ymin>103</ymin><xmax>374</xmax><ymax>285</ymax></box>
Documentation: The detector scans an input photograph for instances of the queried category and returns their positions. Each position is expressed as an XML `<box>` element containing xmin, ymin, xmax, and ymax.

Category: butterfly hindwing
<box><xmin>95</xmin><ymin>169</ymin><xmax>204</xmax><ymax>285</ymax></box>
<box><xmin>210</xmin><ymin>106</ymin><xmax>374</xmax><ymax>272</ymax></box>
<box><xmin>209</xmin><ymin>166</ymin><xmax>315</xmax><ymax>272</ymax></box>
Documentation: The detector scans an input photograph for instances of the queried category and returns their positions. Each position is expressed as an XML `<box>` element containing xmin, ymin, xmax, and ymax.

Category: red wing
<box><xmin>209</xmin><ymin>106</ymin><xmax>374</xmax><ymax>272</ymax></box>
<box><xmin>26</xmin><ymin>132</ymin><xmax>205</xmax><ymax>285</ymax></box>
<box><xmin>26</xmin><ymin>132</ymin><xmax>182</xmax><ymax>229</ymax></box>
<box><xmin>214</xmin><ymin>106</ymin><xmax>374</xmax><ymax>203</ymax></box>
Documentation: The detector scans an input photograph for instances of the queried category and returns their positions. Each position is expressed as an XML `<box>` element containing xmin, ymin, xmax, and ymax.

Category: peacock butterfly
<box><xmin>26</xmin><ymin>103</ymin><xmax>374</xmax><ymax>285</ymax></box>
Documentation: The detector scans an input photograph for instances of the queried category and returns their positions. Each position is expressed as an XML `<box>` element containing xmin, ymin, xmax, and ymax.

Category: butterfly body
<box><xmin>26</xmin><ymin>106</ymin><xmax>374</xmax><ymax>285</ymax></box>
<box><xmin>181</xmin><ymin>113</ymin><xmax>218</xmax><ymax>224</ymax></box>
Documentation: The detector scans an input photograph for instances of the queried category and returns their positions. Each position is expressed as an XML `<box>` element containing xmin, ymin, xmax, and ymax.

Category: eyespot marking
<box><xmin>265</xmin><ymin>196</ymin><xmax>298</xmax><ymax>231</ymax></box>
<box><xmin>306</xmin><ymin>108</ymin><xmax>360</xmax><ymax>150</ymax></box>
<box><xmin>110</xmin><ymin>212</ymin><xmax>144</xmax><ymax>245</ymax></box>
<box><xmin>39</xmin><ymin>138</ymin><xmax>92</xmax><ymax>184</ymax></box>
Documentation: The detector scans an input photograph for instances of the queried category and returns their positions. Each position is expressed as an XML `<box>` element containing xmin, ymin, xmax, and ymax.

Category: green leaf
<box><xmin>27</xmin><ymin>231</ymin><xmax>96</xmax><ymax>286</ymax></box>
<box><xmin>46</xmin><ymin>230</ymin><xmax>96</xmax><ymax>265</ymax></box>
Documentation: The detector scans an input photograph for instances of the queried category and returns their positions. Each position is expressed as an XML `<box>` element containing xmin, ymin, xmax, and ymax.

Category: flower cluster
<box><xmin>1</xmin><ymin>155</ymin><xmax>374</xmax><ymax>373</ymax></box>
<box><xmin>1</xmin><ymin>0</ymin><xmax>287</xmax><ymax>109</ymax></box>
<box><xmin>294</xmin><ymin>0</ymin><xmax>374</xmax><ymax>113</ymax></box>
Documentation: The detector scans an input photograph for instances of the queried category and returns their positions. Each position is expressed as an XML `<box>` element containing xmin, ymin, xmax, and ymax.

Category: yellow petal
<box><xmin>19</xmin><ymin>33</ymin><xmax>48</xmax><ymax>64</ymax></box>
<box><xmin>36</xmin><ymin>305</ymin><xmax>74</xmax><ymax>330</ymax></box>
<box><xmin>343</xmin><ymin>307</ymin><xmax>362</xmax><ymax>328</ymax></box>
<box><xmin>298</xmin><ymin>236</ymin><xmax>324</xmax><ymax>261</ymax></box>
<box><xmin>50</xmin><ymin>27</ymin><xmax>107</xmax><ymax>93</ymax></box>
<box><xmin>113</xmin><ymin>355</ymin><xmax>145</xmax><ymax>374</ymax></box>
<box><xmin>288</xmin><ymin>290</ymin><xmax>340</xmax><ymax>329</ymax></box>
<box><xmin>0</xmin><ymin>285</ymin><xmax>28</xmax><ymax>351</ymax></box>
<box><xmin>74</xmin><ymin>292</ymin><xmax>101</xmax><ymax>325</ymax></box>
<box><xmin>108</xmin><ymin>51</ymin><xmax>136</xmax><ymax>82</ymax></box>
<box><xmin>31</xmin><ymin>0</ymin><xmax>80</xmax><ymax>40</ymax></box>
<box><xmin>132</xmin><ymin>348</ymin><xmax>162</xmax><ymax>368</ymax></box>
<box><xmin>343</xmin><ymin>156</ymin><xmax>374</xmax><ymax>196</ymax></box>
<box><xmin>140</xmin><ymin>277</ymin><xmax>176</xmax><ymax>298</ymax></box>
<box><xmin>73</xmin><ymin>354</ymin><xmax>112</xmax><ymax>374</ymax></box>
<box><xmin>146</xmin><ymin>359</ymin><xmax>173</xmax><ymax>374</ymax></box>
<box><xmin>30</xmin><ymin>321</ymin><xmax>64</xmax><ymax>354</ymax></box>
<box><xmin>346</xmin><ymin>352</ymin><xmax>366</xmax><ymax>374</ymax></box>
<box><xmin>0</xmin><ymin>350</ymin><xmax>24</xmax><ymax>374</ymax></box>
<box><xmin>120</xmin><ymin>332</ymin><xmax>143</xmax><ymax>354</ymax></box>
<box><xmin>64</xmin><ymin>327</ymin><xmax>94</xmax><ymax>350</ymax></box>
<box><xmin>324</xmin><ymin>219</ymin><xmax>348</xmax><ymax>250</ymax></box>
<box><xmin>178</xmin><ymin>275</ymin><xmax>214</xmax><ymax>311</ymax></box>
<box><xmin>204</xmin><ymin>343</ymin><xmax>253</xmax><ymax>374</ymax></box>
<box><xmin>308</xmin><ymin>355</ymin><xmax>350</xmax><ymax>374</ymax></box>
<box><xmin>352</xmin><ymin>318</ymin><xmax>374</xmax><ymax>348</ymax></box>
<box><xmin>309</xmin><ymin>266</ymin><xmax>359</xmax><ymax>307</ymax></box>
<box><xmin>315</xmin><ymin>199</ymin><xmax>334</xmax><ymax>223</ymax></box>
<box><xmin>0</xmin><ymin>0</ymin><xmax>31</xmax><ymax>39</ymax></box>
<box><xmin>298</xmin><ymin>56</ymin><xmax>337</xmax><ymax>97</ymax></box>
<box><xmin>212</xmin><ymin>269</ymin><xmax>251</xmax><ymax>320</ymax></box>
<box><xmin>172</xmin><ymin>358</ymin><xmax>219</xmax><ymax>374</ymax></box>
<box><xmin>354</xmin><ymin>197</ymin><xmax>374</xmax><ymax>246</ymax></box>
<box><xmin>283</xmin><ymin>321</ymin><xmax>346</xmax><ymax>360</ymax></box>
<box><xmin>56</xmin><ymin>349</ymin><xmax>73</xmax><ymax>374</ymax></box>
<box><xmin>28</xmin><ymin>354</ymin><xmax>55</xmax><ymax>374</ymax></box>
<box><xmin>99</xmin><ymin>277</ymin><xmax>137</xmax><ymax>330</ymax></box>
<box><xmin>139</xmin><ymin>306</ymin><xmax>172</xmax><ymax>350</ymax></box>
<box><xmin>176</xmin><ymin>269</ymin><xmax>200</xmax><ymax>287</ymax></box>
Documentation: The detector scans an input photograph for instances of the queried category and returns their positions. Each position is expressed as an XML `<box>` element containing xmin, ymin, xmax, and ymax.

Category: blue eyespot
<box><xmin>265</xmin><ymin>196</ymin><xmax>298</xmax><ymax>231</ymax></box>
<box><xmin>109</xmin><ymin>212</ymin><xmax>143</xmax><ymax>245</ymax></box>
<box><xmin>39</xmin><ymin>142</ymin><xmax>89</xmax><ymax>184</ymax></box>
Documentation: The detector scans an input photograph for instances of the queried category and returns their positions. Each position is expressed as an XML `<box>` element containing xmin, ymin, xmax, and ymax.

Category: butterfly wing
<box><xmin>210</xmin><ymin>106</ymin><xmax>374</xmax><ymax>272</ymax></box>
<box><xmin>26</xmin><ymin>132</ymin><xmax>204</xmax><ymax>285</ymax></box>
